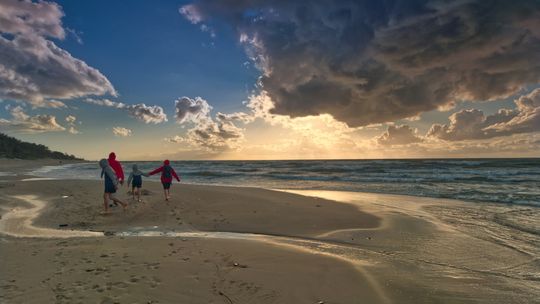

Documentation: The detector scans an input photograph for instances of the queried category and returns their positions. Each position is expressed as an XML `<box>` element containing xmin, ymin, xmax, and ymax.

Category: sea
<box><xmin>29</xmin><ymin>158</ymin><xmax>540</xmax><ymax>207</ymax></box>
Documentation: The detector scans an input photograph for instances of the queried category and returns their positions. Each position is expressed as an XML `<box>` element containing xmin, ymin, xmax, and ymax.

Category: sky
<box><xmin>0</xmin><ymin>0</ymin><xmax>539</xmax><ymax>160</ymax></box>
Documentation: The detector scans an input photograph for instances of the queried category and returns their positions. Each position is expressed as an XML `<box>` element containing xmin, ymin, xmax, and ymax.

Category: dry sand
<box><xmin>0</xmin><ymin>159</ymin><xmax>538</xmax><ymax>303</ymax></box>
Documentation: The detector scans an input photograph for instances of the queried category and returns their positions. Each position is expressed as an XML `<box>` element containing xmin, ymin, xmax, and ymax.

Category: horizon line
<box><xmin>80</xmin><ymin>156</ymin><xmax>540</xmax><ymax>162</ymax></box>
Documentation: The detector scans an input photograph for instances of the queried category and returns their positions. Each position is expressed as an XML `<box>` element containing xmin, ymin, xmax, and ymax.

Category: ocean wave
<box><xmin>30</xmin><ymin>159</ymin><xmax>540</xmax><ymax>206</ymax></box>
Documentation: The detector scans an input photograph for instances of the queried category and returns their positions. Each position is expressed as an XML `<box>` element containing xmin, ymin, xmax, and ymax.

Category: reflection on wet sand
<box><xmin>0</xmin><ymin>195</ymin><xmax>102</xmax><ymax>238</ymax></box>
<box><xmin>1</xmin><ymin>189</ymin><xmax>538</xmax><ymax>303</ymax></box>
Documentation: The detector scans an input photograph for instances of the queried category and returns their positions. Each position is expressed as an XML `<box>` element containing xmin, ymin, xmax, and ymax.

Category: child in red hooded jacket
<box><xmin>108</xmin><ymin>152</ymin><xmax>125</xmax><ymax>185</ymax></box>
<box><xmin>149</xmin><ymin>160</ymin><xmax>180</xmax><ymax>201</ymax></box>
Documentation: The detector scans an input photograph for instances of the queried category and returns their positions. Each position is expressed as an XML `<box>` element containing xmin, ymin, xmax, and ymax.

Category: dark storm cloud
<box><xmin>181</xmin><ymin>0</ymin><xmax>540</xmax><ymax>127</ymax></box>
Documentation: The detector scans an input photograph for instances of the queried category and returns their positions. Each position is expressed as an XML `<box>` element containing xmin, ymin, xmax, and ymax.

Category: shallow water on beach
<box><xmin>30</xmin><ymin>159</ymin><xmax>540</xmax><ymax>206</ymax></box>
<box><xmin>3</xmin><ymin>191</ymin><xmax>538</xmax><ymax>278</ymax></box>
<box><xmin>1</xmin><ymin>189</ymin><xmax>538</xmax><ymax>302</ymax></box>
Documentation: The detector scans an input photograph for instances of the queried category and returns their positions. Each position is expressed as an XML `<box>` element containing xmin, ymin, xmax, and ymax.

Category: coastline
<box><xmin>0</xmin><ymin>160</ymin><xmax>538</xmax><ymax>303</ymax></box>
<box><xmin>16</xmin><ymin>158</ymin><xmax>540</xmax><ymax>207</ymax></box>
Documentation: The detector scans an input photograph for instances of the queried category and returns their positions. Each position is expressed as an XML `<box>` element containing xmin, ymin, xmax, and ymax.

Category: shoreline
<box><xmin>1</xmin><ymin>160</ymin><xmax>538</xmax><ymax>303</ymax></box>
<box><xmin>10</xmin><ymin>159</ymin><xmax>540</xmax><ymax>208</ymax></box>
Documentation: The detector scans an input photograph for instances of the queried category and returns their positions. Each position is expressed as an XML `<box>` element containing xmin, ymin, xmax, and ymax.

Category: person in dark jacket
<box><xmin>149</xmin><ymin>160</ymin><xmax>180</xmax><ymax>201</ymax></box>
<box><xmin>126</xmin><ymin>164</ymin><xmax>148</xmax><ymax>202</ymax></box>
<box><xmin>99</xmin><ymin>159</ymin><xmax>127</xmax><ymax>213</ymax></box>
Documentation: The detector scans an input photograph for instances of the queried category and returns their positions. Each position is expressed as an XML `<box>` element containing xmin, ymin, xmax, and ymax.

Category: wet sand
<box><xmin>0</xmin><ymin>159</ymin><xmax>539</xmax><ymax>303</ymax></box>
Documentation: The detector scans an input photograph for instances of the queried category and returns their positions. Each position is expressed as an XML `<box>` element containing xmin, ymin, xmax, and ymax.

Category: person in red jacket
<box><xmin>108</xmin><ymin>152</ymin><xmax>124</xmax><ymax>185</ymax></box>
<box><xmin>149</xmin><ymin>160</ymin><xmax>180</xmax><ymax>201</ymax></box>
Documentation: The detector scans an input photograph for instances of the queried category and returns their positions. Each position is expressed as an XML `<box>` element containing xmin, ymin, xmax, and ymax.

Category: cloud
<box><xmin>83</xmin><ymin>98</ymin><xmax>168</xmax><ymax>124</ymax></box>
<box><xmin>0</xmin><ymin>105</ymin><xmax>65</xmax><ymax>133</ymax></box>
<box><xmin>216</xmin><ymin>112</ymin><xmax>254</xmax><ymax>124</ymax></box>
<box><xmin>170</xmin><ymin>96</ymin><xmax>247</xmax><ymax>152</ymax></box>
<box><xmin>84</xmin><ymin>98</ymin><xmax>125</xmax><ymax>108</ymax></box>
<box><xmin>242</xmin><ymin>92</ymin><xmax>363</xmax><ymax>157</ymax></box>
<box><xmin>181</xmin><ymin>1</ymin><xmax>540</xmax><ymax>127</ymax></box>
<box><xmin>377</xmin><ymin>125</ymin><xmax>422</xmax><ymax>146</ymax></box>
<box><xmin>34</xmin><ymin>99</ymin><xmax>66</xmax><ymax>109</ymax></box>
<box><xmin>179</xmin><ymin>4</ymin><xmax>204</xmax><ymax>24</ymax></box>
<box><xmin>428</xmin><ymin>89</ymin><xmax>540</xmax><ymax>141</ymax></box>
<box><xmin>164</xmin><ymin>135</ymin><xmax>185</xmax><ymax>143</ymax></box>
<box><xmin>65</xmin><ymin>115</ymin><xmax>76</xmax><ymax>124</ymax></box>
<box><xmin>184</xmin><ymin>118</ymin><xmax>245</xmax><ymax>152</ymax></box>
<box><xmin>66</xmin><ymin>27</ymin><xmax>83</xmax><ymax>44</ymax></box>
<box><xmin>515</xmin><ymin>88</ymin><xmax>540</xmax><ymax>110</ymax></box>
<box><xmin>126</xmin><ymin>103</ymin><xmax>168</xmax><ymax>124</ymax></box>
<box><xmin>112</xmin><ymin>126</ymin><xmax>132</xmax><ymax>137</ymax></box>
<box><xmin>179</xmin><ymin>4</ymin><xmax>216</xmax><ymax>38</ymax></box>
<box><xmin>65</xmin><ymin>114</ymin><xmax>79</xmax><ymax>134</ymax></box>
<box><xmin>0</xmin><ymin>0</ymin><xmax>116</xmax><ymax>107</ymax></box>
<box><xmin>175</xmin><ymin>96</ymin><xmax>212</xmax><ymax>124</ymax></box>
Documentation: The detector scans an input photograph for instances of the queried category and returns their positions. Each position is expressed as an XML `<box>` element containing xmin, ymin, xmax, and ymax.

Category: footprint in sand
<box><xmin>148</xmin><ymin>276</ymin><xmax>161</xmax><ymax>288</ymax></box>
<box><xmin>128</xmin><ymin>276</ymin><xmax>139</xmax><ymax>283</ymax></box>
<box><xmin>111</xmin><ymin>281</ymin><xmax>129</xmax><ymax>289</ymax></box>
<box><xmin>100</xmin><ymin>296</ymin><xmax>118</xmax><ymax>304</ymax></box>
<box><xmin>144</xmin><ymin>262</ymin><xmax>160</xmax><ymax>270</ymax></box>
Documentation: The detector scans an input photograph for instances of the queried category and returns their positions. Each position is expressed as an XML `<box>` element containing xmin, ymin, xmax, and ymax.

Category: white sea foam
<box><xmin>28</xmin><ymin>159</ymin><xmax>540</xmax><ymax>206</ymax></box>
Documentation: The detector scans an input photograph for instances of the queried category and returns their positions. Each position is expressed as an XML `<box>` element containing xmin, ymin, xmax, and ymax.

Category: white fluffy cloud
<box><xmin>169</xmin><ymin>96</ymin><xmax>247</xmax><ymax>152</ymax></box>
<box><xmin>377</xmin><ymin>125</ymin><xmax>422</xmax><ymax>146</ymax></box>
<box><xmin>65</xmin><ymin>115</ymin><xmax>76</xmax><ymax>124</ymax></box>
<box><xmin>175</xmin><ymin>96</ymin><xmax>212</xmax><ymax>124</ymax></box>
<box><xmin>126</xmin><ymin>103</ymin><xmax>168</xmax><ymax>124</ymax></box>
<box><xmin>84</xmin><ymin>98</ymin><xmax>168</xmax><ymax>124</ymax></box>
<box><xmin>184</xmin><ymin>119</ymin><xmax>245</xmax><ymax>152</ymax></box>
<box><xmin>164</xmin><ymin>135</ymin><xmax>185</xmax><ymax>143</ymax></box>
<box><xmin>112</xmin><ymin>126</ymin><xmax>132</xmax><ymax>137</ymax></box>
<box><xmin>428</xmin><ymin>89</ymin><xmax>540</xmax><ymax>141</ymax></box>
<box><xmin>0</xmin><ymin>105</ymin><xmax>65</xmax><ymax>133</ymax></box>
<box><xmin>0</xmin><ymin>0</ymin><xmax>116</xmax><ymax>107</ymax></box>
<box><xmin>65</xmin><ymin>114</ymin><xmax>79</xmax><ymax>134</ymax></box>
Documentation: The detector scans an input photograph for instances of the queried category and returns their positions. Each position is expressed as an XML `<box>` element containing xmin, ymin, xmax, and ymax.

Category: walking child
<box><xmin>99</xmin><ymin>158</ymin><xmax>128</xmax><ymax>213</ymax></box>
<box><xmin>149</xmin><ymin>160</ymin><xmax>180</xmax><ymax>201</ymax></box>
<box><xmin>127</xmin><ymin>164</ymin><xmax>148</xmax><ymax>202</ymax></box>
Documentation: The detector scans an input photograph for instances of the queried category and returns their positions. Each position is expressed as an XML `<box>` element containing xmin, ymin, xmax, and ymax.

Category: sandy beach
<box><xmin>1</xmin><ymin>159</ymin><xmax>539</xmax><ymax>303</ymax></box>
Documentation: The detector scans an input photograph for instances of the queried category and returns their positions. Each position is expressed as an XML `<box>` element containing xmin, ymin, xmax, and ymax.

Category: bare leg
<box><xmin>137</xmin><ymin>188</ymin><xmax>141</xmax><ymax>202</ymax></box>
<box><xmin>103</xmin><ymin>193</ymin><xmax>109</xmax><ymax>213</ymax></box>
<box><xmin>132</xmin><ymin>187</ymin><xmax>135</xmax><ymax>201</ymax></box>
<box><xmin>112</xmin><ymin>197</ymin><xmax>128</xmax><ymax>211</ymax></box>
<box><xmin>164</xmin><ymin>189</ymin><xmax>168</xmax><ymax>201</ymax></box>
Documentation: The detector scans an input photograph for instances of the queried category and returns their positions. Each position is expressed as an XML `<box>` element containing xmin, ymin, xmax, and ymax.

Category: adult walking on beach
<box><xmin>108</xmin><ymin>152</ymin><xmax>124</xmax><ymax>185</ymax></box>
<box><xmin>99</xmin><ymin>159</ymin><xmax>128</xmax><ymax>214</ymax></box>
<box><xmin>149</xmin><ymin>160</ymin><xmax>180</xmax><ymax>201</ymax></box>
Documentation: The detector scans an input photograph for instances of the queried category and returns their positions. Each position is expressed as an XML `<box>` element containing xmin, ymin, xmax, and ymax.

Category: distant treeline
<box><xmin>0</xmin><ymin>133</ymin><xmax>82</xmax><ymax>160</ymax></box>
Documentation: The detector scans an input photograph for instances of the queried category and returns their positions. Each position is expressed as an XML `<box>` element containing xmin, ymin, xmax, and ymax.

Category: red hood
<box><xmin>108</xmin><ymin>152</ymin><xmax>116</xmax><ymax>160</ymax></box>
<box><xmin>164</xmin><ymin>160</ymin><xmax>170</xmax><ymax>165</ymax></box>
